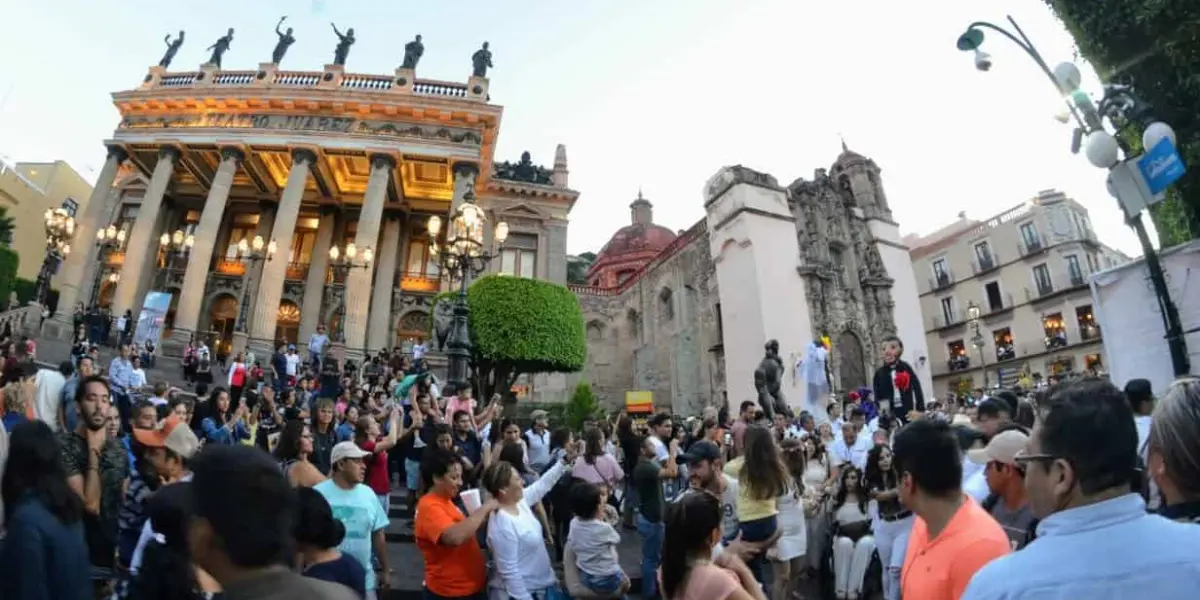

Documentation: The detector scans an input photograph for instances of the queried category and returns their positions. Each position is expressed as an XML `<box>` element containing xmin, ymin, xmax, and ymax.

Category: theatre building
<box><xmin>50</xmin><ymin>59</ymin><xmax>578</xmax><ymax>366</ymax></box>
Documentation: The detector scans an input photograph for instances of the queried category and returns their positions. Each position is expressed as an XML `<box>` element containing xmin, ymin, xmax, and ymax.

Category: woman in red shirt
<box><xmin>226</xmin><ymin>351</ymin><xmax>248</xmax><ymax>402</ymax></box>
<box><xmin>354</xmin><ymin>408</ymin><xmax>402</xmax><ymax>512</ymax></box>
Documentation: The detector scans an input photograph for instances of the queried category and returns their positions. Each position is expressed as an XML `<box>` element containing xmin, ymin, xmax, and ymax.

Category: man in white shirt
<box><xmin>830</xmin><ymin>421</ymin><xmax>871</xmax><ymax>470</ymax></box>
<box><xmin>284</xmin><ymin>345</ymin><xmax>301</xmax><ymax>381</ymax></box>
<box><xmin>307</xmin><ymin>325</ymin><xmax>329</xmax><ymax>370</ymax></box>
<box><xmin>412</xmin><ymin>340</ymin><xmax>427</xmax><ymax>361</ymax></box>
<box><xmin>645</xmin><ymin>413</ymin><xmax>673</xmax><ymax>462</ymax></box>
<box><xmin>34</xmin><ymin>363</ymin><xmax>68</xmax><ymax>431</ymax></box>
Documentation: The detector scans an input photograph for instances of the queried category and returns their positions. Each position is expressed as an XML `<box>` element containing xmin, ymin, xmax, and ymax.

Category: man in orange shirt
<box><xmin>414</xmin><ymin>448</ymin><xmax>499</xmax><ymax>599</ymax></box>
<box><xmin>894</xmin><ymin>419</ymin><xmax>1010</xmax><ymax>600</ymax></box>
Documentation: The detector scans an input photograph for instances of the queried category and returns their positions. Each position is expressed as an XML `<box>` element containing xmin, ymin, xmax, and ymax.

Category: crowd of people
<box><xmin>0</xmin><ymin>332</ymin><xmax>1197</xmax><ymax>600</ymax></box>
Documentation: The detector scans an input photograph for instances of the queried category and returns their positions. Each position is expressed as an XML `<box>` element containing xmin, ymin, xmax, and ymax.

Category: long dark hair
<box><xmin>274</xmin><ymin>420</ymin><xmax>309</xmax><ymax>462</ymax></box>
<box><xmin>293</xmin><ymin>487</ymin><xmax>346</xmax><ymax>550</ymax></box>
<box><xmin>498</xmin><ymin>441</ymin><xmax>530</xmax><ymax>476</ymax></box>
<box><xmin>206</xmin><ymin>387</ymin><xmax>232</xmax><ymax>425</ymax></box>
<box><xmin>661</xmin><ymin>490</ymin><xmax>722</xmax><ymax>598</ymax></box>
<box><xmin>582</xmin><ymin>426</ymin><xmax>604</xmax><ymax>465</ymax></box>
<box><xmin>833</xmin><ymin>465</ymin><xmax>869</xmax><ymax>514</ymax></box>
<box><xmin>1</xmin><ymin>420</ymin><xmax>83</xmax><ymax>526</ymax></box>
<box><xmin>128</xmin><ymin>482</ymin><xmax>204</xmax><ymax>600</ymax></box>
<box><xmin>739</xmin><ymin>425</ymin><xmax>788</xmax><ymax>500</ymax></box>
<box><xmin>864</xmin><ymin>444</ymin><xmax>896</xmax><ymax>493</ymax></box>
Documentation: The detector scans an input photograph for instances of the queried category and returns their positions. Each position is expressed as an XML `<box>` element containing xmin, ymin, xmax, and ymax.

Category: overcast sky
<box><xmin>0</xmin><ymin>0</ymin><xmax>1150</xmax><ymax>256</ymax></box>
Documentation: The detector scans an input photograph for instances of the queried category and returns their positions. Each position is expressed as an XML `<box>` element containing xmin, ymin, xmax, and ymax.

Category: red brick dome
<box><xmin>585</xmin><ymin>191</ymin><xmax>678</xmax><ymax>287</ymax></box>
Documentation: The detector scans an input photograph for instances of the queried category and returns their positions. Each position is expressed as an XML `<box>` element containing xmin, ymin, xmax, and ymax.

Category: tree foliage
<box><xmin>435</xmin><ymin>275</ymin><xmax>587</xmax><ymax>401</ymax></box>
<box><xmin>1045</xmin><ymin>0</ymin><xmax>1200</xmax><ymax>246</ymax></box>
<box><xmin>564</xmin><ymin>381</ymin><xmax>601</xmax><ymax>431</ymax></box>
<box><xmin>566</xmin><ymin>252</ymin><xmax>596</xmax><ymax>285</ymax></box>
<box><xmin>0</xmin><ymin>207</ymin><xmax>14</xmax><ymax>248</ymax></box>
<box><xmin>0</xmin><ymin>248</ymin><xmax>19</xmax><ymax>308</ymax></box>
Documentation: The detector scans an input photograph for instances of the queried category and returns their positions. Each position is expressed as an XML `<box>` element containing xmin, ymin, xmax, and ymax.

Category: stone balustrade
<box><xmin>140</xmin><ymin>64</ymin><xmax>480</xmax><ymax>102</ymax></box>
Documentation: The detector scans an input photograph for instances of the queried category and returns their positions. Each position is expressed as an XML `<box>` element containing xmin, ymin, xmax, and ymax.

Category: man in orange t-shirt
<box><xmin>413</xmin><ymin>448</ymin><xmax>499</xmax><ymax>599</ymax></box>
<box><xmin>894</xmin><ymin>419</ymin><xmax>1011</xmax><ymax>600</ymax></box>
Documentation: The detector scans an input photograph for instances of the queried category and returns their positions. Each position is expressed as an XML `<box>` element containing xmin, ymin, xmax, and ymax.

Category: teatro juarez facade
<box><xmin>50</xmin><ymin>49</ymin><xmax>579</xmax><ymax>366</ymax></box>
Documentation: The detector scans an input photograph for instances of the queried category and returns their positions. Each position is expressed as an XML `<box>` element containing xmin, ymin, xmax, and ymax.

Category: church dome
<box><xmin>586</xmin><ymin>191</ymin><xmax>678</xmax><ymax>287</ymax></box>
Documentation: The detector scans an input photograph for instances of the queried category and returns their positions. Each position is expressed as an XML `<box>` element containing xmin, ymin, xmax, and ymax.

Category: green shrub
<box><xmin>13</xmin><ymin>277</ymin><xmax>37</xmax><ymax>305</ymax></box>
<box><xmin>0</xmin><ymin>249</ymin><xmax>19</xmax><ymax>309</ymax></box>
<box><xmin>564</xmin><ymin>381</ymin><xmax>601</xmax><ymax>431</ymax></box>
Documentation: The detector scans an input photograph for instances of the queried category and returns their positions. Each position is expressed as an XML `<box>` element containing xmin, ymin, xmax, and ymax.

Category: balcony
<box><xmin>1044</xmin><ymin>332</ymin><xmax>1069</xmax><ymax>350</ymax></box>
<box><xmin>995</xmin><ymin>344</ymin><xmax>1017</xmax><ymax>362</ymax></box>
<box><xmin>948</xmin><ymin>355</ymin><xmax>971</xmax><ymax>372</ymax></box>
<box><xmin>930</xmin><ymin>270</ymin><xmax>955</xmax><ymax>291</ymax></box>
<box><xmin>984</xmin><ymin>293</ymin><xmax>1015</xmax><ymax>315</ymax></box>
<box><xmin>1079</xmin><ymin>323</ymin><xmax>1103</xmax><ymax>342</ymax></box>
<box><xmin>930</xmin><ymin>313</ymin><xmax>964</xmax><ymax>330</ymax></box>
<box><xmin>398</xmin><ymin>270</ymin><xmax>441</xmax><ymax>293</ymax></box>
<box><xmin>1068</xmin><ymin>270</ymin><xmax>1087</xmax><ymax>288</ymax></box>
<box><xmin>1019</xmin><ymin>238</ymin><xmax>1046</xmax><ymax>257</ymax></box>
<box><xmin>972</xmin><ymin>253</ymin><xmax>998</xmax><ymax>275</ymax></box>
<box><xmin>285</xmin><ymin>261</ymin><xmax>310</xmax><ymax>281</ymax></box>
<box><xmin>214</xmin><ymin>258</ymin><xmax>246</xmax><ymax>276</ymax></box>
<box><xmin>1033</xmin><ymin>282</ymin><xmax>1055</xmax><ymax>299</ymax></box>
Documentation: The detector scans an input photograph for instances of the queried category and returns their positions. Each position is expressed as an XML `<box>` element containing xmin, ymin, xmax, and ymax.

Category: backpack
<box><xmin>982</xmin><ymin>493</ymin><xmax>1038</xmax><ymax>548</ymax></box>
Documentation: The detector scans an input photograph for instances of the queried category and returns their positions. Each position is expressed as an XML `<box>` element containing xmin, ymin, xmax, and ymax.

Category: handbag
<box><xmin>590</xmin><ymin>461</ymin><xmax>623</xmax><ymax>511</ymax></box>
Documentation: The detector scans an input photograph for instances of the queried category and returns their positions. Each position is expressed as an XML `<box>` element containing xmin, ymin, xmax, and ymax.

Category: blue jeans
<box><xmin>636</xmin><ymin>514</ymin><xmax>664</xmax><ymax>598</ymax></box>
<box><xmin>406</xmin><ymin>458</ymin><xmax>422</xmax><ymax>491</ymax></box>
<box><xmin>739</xmin><ymin>515</ymin><xmax>778</xmax><ymax>587</ymax></box>
<box><xmin>580</xmin><ymin>571</ymin><xmax>627</xmax><ymax>596</ymax></box>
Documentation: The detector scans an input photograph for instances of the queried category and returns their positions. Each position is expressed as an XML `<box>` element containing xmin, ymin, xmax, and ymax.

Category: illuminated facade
<box><xmin>48</xmin><ymin>60</ymin><xmax>579</xmax><ymax>375</ymax></box>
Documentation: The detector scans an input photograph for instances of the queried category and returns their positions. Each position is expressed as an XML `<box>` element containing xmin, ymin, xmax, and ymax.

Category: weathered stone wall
<box><xmin>575</xmin><ymin>224</ymin><xmax>724</xmax><ymax>415</ymax></box>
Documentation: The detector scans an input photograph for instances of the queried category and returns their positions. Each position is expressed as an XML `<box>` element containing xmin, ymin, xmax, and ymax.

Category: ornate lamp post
<box><xmin>233</xmin><ymin>235</ymin><xmax>277</xmax><ymax>334</ymax></box>
<box><xmin>156</xmin><ymin>229</ymin><xmax>195</xmax><ymax>290</ymax></box>
<box><xmin>327</xmin><ymin>242</ymin><xmax>373</xmax><ymax>344</ymax></box>
<box><xmin>90</xmin><ymin>224</ymin><xmax>126</xmax><ymax>308</ymax></box>
<box><xmin>956</xmin><ymin>16</ymin><xmax>1190</xmax><ymax>377</ymax></box>
<box><xmin>37</xmin><ymin>208</ymin><xmax>76</xmax><ymax>307</ymax></box>
<box><xmin>966</xmin><ymin>300</ymin><xmax>987</xmax><ymax>388</ymax></box>
<box><xmin>426</xmin><ymin>190</ymin><xmax>509</xmax><ymax>392</ymax></box>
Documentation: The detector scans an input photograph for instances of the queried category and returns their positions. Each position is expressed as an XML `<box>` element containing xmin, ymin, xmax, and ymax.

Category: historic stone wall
<box><xmin>574</xmin><ymin>224</ymin><xmax>723</xmax><ymax>414</ymax></box>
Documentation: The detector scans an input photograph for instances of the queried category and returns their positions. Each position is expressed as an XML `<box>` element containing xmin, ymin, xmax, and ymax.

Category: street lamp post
<box><xmin>426</xmin><ymin>190</ymin><xmax>509</xmax><ymax>393</ymax></box>
<box><xmin>956</xmin><ymin>16</ymin><xmax>1191</xmax><ymax>377</ymax></box>
<box><xmin>967</xmin><ymin>300</ymin><xmax>988</xmax><ymax>388</ymax></box>
<box><xmin>326</xmin><ymin>242</ymin><xmax>373</xmax><ymax>346</ymax></box>
<box><xmin>156</xmin><ymin>229</ymin><xmax>195</xmax><ymax>290</ymax></box>
<box><xmin>90</xmin><ymin>224</ymin><xmax>126</xmax><ymax>308</ymax></box>
<box><xmin>233</xmin><ymin>235</ymin><xmax>278</xmax><ymax>335</ymax></box>
<box><xmin>37</xmin><ymin>208</ymin><xmax>76</xmax><ymax>307</ymax></box>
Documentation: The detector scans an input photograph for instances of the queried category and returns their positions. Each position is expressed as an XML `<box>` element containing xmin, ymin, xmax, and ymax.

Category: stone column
<box><xmin>111</xmin><ymin>146</ymin><xmax>180</xmax><ymax>320</ymax></box>
<box><xmin>247</xmin><ymin>149</ymin><xmax>315</xmax><ymax>357</ymax></box>
<box><xmin>367</xmin><ymin>214</ymin><xmax>402</xmax><ymax>353</ymax></box>
<box><xmin>297</xmin><ymin>208</ymin><xmax>337</xmax><ymax>344</ymax></box>
<box><xmin>170</xmin><ymin>147</ymin><xmax>242</xmax><ymax>347</ymax></box>
<box><xmin>49</xmin><ymin>145</ymin><xmax>127</xmax><ymax>336</ymax></box>
<box><xmin>342</xmin><ymin>154</ymin><xmax>395</xmax><ymax>358</ymax></box>
<box><xmin>230</xmin><ymin>204</ymin><xmax>276</xmax><ymax>357</ymax></box>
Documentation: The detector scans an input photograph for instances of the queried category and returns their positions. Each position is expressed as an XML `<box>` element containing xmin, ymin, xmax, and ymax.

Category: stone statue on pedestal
<box><xmin>159</xmin><ymin>31</ymin><xmax>185</xmax><ymax>68</ymax></box>
<box><xmin>330</xmin><ymin>23</ymin><xmax>355</xmax><ymax>66</ymax></box>
<box><xmin>271</xmin><ymin>16</ymin><xmax>296</xmax><ymax>65</ymax></box>
<box><xmin>402</xmin><ymin>34</ymin><xmax>424</xmax><ymax>69</ymax></box>
<box><xmin>206</xmin><ymin>28</ymin><xmax>234</xmax><ymax>68</ymax></box>
<box><xmin>433</xmin><ymin>299</ymin><xmax>454</xmax><ymax>351</ymax></box>
<box><xmin>754</xmin><ymin>339</ymin><xmax>790</xmax><ymax>420</ymax></box>
<box><xmin>472</xmin><ymin>42</ymin><xmax>493</xmax><ymax>77</ymax></box>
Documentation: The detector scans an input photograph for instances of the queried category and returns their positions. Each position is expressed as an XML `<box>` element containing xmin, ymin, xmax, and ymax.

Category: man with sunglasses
<box><xmin>961</xmin><ymin>378</ymin><xmax>1200</xmax><ymax>600</ymax></box>
<box><xmin>967</xmin><ymin>428</ymin><xmax>1035</xmax><ymax>550</ymax></box>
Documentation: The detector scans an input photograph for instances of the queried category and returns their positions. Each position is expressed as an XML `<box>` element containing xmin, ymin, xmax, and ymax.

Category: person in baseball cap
<box><xmin>328</xmin><ymin>440</ymin><xmax>372</xmax><ymax>485</ymax></box>
<box><xmin>134</xmin><ymin>414</ymin><xmax>201</xmax><ymax>478</ymax></box>
<box><xmin>679</xmin><ymin>439</ymin><xmax>723</xmax><ymax>466</ymax></box>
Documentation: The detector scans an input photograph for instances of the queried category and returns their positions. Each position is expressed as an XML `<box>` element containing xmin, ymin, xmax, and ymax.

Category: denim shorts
<box><xmin>406</xmin><ymin>458</ymin><xmax>421</xmax><ymax>491</ymax></box>
<box><xmin>580</xmin><ymin>571</ymin><xmax>626</xmax><ymax>595</ymax></box>
<box><xmin>739</xmin><ymin>515</ymin><xmax>778</xmax><ymax>543</ymax></box>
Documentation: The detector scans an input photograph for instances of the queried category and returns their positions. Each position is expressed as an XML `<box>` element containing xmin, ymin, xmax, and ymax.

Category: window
<box><xmin>1086</xmin><ymin>253</ymin><xmax>1099</xmax><ymax>273</ymax></box>
<box><xmin>974</xmin><ymin>242</ymin><xmax>994</xmax><ymax>270</ymax></box>
<box><xmin>1019</xmin><ymin>222</ymin><xmax>1041</xmax><ymax>250</ymax></box>
<box><xmin>1065</xmin><ymin>255</ymin><xmax>1084</xmax><ymax>285</ymax></box>
<box><xmin>932</xmin><ymin>257</ymin><xmax>948</xmax><ymax>279</ymax></box>
<box><xmin>984</xmin><ymin>281</ymin><xmax>1004</xmax><ymax>312</ymax></box>
<box><xmin>500</xmin><ymin>232</ymin><xmax>538</xmax><ymax>278</ymax></box>
<box><xmin>831</xmin><ymin>249</ymin><xmax>846</xmax><ymax>288</ymax></box>
<box><xmin>940</xmin><ymin>296</ymin><xmax>955</xmax><ymax>326</ymax></box>
<box><xmin>1033</xmin><ymin>264</ymin><xmax>1053</xmax><ymax>295</ymax></box>
<box><xmin>1043</xmin><ymin>312</ymin><xmax>1067</xmax><ymax>349</ymax></box>
<box><xmin>1076</xmin><ymin>305</ymin><xmax>1100</xmax><ymax>341</ymax></box>
<box><xmin>658</xmin><ymin>288</ymin><xmax>674</xmax><ymax>322</ymax></box>
<box><xmin>947</xmin><ymin>340</ymin><xmax>968</xmax><ymax>371</ymax></box>
<box><xmin>224</xmin><ymin>213</ymin><xmax>259</xmax><ymax>259</ymax></box>
<box><xmin>61</xmin><ymin>198</ymin><xmax>79</xmax><ymax>217</ymax></box>
<box><xmin>993</xmin><ymin>327</ymin><xmax>1015</xmax><ymax>361</ymax></box>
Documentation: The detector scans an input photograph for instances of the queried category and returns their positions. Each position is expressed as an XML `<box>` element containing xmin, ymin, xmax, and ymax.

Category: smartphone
<box><xmin>723</xmin><ymin>432</ymin><xmax>733</xmax><ymax>446</ymax></box>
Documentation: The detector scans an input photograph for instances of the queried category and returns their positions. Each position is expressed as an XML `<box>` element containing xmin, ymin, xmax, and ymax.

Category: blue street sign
<box><xmin>1136</xmin><ymin>138</ymin><xmax>1187</xmax><ymax>196</ymax></box>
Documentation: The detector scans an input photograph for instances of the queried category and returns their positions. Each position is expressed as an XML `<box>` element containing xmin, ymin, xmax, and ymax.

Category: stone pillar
<box><xmin>230</xmin><ymin>204</ymin><xmax>276</xmax><ymax>357</ymax></box>
<box><xmin>367</xmin><ymin>214</ymin><xmax>402</xmax><ymax>353</ymax></box>
<box><xmin>50</xmin><ymin>145</ymin><xmax>127</xmax><ymax>335</ymax></box>
<box><xmin>342</xmin><ymin>154</ymin><xmax>395</xmax><ymax>358</ymax></box>
<box><xmin>111</xmin><ymin>146</ymin><xmax>180</xmax><ymax>320</ymax></box>
<box><xmin>703</xmin><ymin>166</ymin><xmax>814</xmax><ymax>415</ymax></box>
<box><xmin>247</xmin><ymin>149</ymin><xmax>315</xmax><ymax>357</ymax></box>
<box><xmin>170</xmin><ymin>147</ymin><xmax>242</xmax><ymax>347</ymax></box>
<box><xmin>297</xmin><ymin>208</ymin><xmax>337</xmax><ymax>344</ymax></box>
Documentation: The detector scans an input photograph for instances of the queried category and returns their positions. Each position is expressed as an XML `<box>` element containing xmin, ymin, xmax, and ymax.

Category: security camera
<box><xmin>974</xmin><ymin>49</ymin><xmax>993</xmax><ymax>72</ymax></box>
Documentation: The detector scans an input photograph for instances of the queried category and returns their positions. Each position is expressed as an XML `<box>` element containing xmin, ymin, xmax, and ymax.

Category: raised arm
<box><xmin>330</xmin><ymin>22</ymin><xmax>342</xmax><ymax>37</ymax></box>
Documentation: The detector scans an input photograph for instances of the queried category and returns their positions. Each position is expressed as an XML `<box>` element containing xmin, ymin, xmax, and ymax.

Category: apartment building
<box><xmin>908</xmin><ymin>190</ymin><xmax>1131</xmax><ymax>398</ymax></box>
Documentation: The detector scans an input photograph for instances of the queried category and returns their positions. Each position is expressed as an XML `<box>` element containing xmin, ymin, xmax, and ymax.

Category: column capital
<box><xmin>319</xmin><ymin>204</ymin><xmax>339</xmax><ymax>217</ymax></box>
<box><xmin>452</xmin><ymin>162</ymin><xmax>480</xmax><ymax>178</ymax></box>
<box><xmin>369</xmin><ymin>153</ymin><xmax>398</xmax><ymax>171</ymax></box>
<box><xmin>219</xmin><ymin>146</ymin><xmax>246</xmax><ymax>164</ymax></box>
<box><xmin>105</xmin><ymin>145</ymin><xmax>129</xmax><ymax>164</ymax></box>
<box><xmin>258</xmin><ymin>199</ymin><xmax>276</xmax><ymax>212</ymax></box>
<box><xmin>158</xmin><ymin>145</ymin><xmax>183</xmax><ymax>162</ymax></box>
<box><xmin>382</xmin><ymin>208</ymin><xmax>404</xmax><ymax>221</ymax></box>
<box><xmin>291</xmin><ymin>148</ymin><xmax>319</xmax><ymax>166</ymax></box>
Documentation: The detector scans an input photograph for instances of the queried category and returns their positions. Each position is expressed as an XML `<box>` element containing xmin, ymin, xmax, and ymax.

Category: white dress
<box><xmin>770</xmin><ymin>482</ymin><xmax>808</xmax><ymax>561</ymax></box>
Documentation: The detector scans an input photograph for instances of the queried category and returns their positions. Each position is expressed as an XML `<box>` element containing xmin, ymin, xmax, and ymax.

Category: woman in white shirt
<box><xmin>130</xmin><ymin>355</ymin><xmax>148</xmax><ymax>389</ymax></box>
<box><xmin>831</xmin><ymin>466</ymin><xmax>875</xmax><ymax>600</ymax></box>
<box><xmin>480</xmin><ymin>441</ymin><xmax>579</xmax><ymax>600</ymax></box>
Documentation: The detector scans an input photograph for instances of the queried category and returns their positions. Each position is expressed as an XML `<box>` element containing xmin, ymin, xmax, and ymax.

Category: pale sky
<box><xmin>0</xmin><ymin>0</ymin><xmax>1150</xmax><ymax>257</ymax></box>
